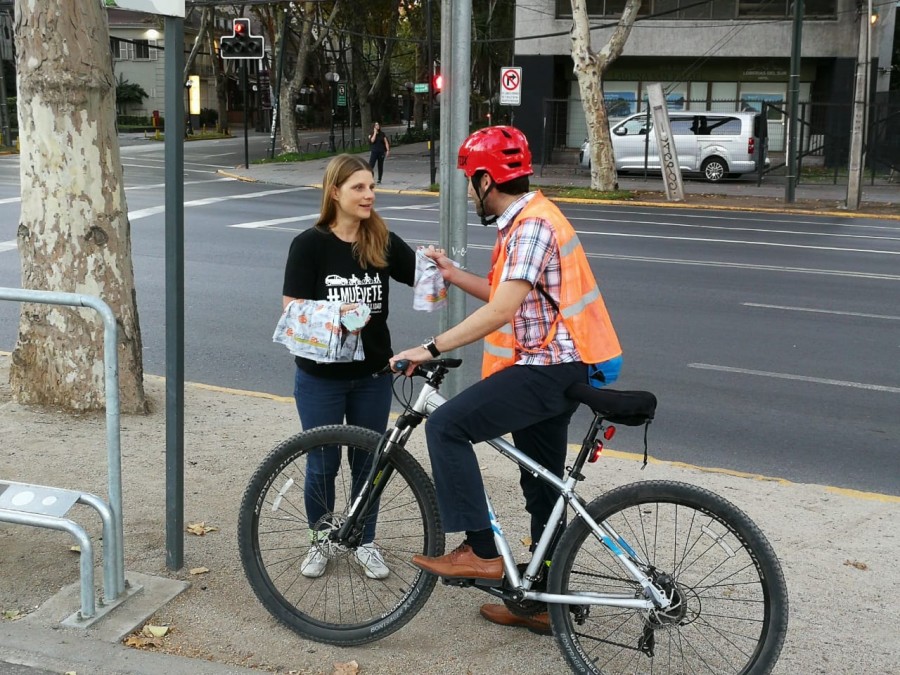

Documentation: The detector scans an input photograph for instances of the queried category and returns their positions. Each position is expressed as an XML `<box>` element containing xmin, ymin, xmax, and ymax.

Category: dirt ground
<box><xmin>2</xmin><ymin>355</ymin><xmax>899</xmax><ymax>674</ymax></box>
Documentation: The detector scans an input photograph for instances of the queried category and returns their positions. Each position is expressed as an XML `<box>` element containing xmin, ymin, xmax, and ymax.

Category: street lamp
<box><xmin>183</xmin><ymin>80</ymin><xmax>193</xmax><ymax>136</ymax></box>
<box><xmin>404</xmin><ymin>81</ymin><xmax>414</xmax><ymax>133</ymax></box>
<box><xmin>324</xmin><ymin>71</ymin><xmax>340</xmax><ymax>153</ymax></box>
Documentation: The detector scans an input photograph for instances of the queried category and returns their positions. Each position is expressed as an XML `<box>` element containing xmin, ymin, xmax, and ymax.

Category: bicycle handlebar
<box><xmin>375</xmin><ymin>358</ymin><xmax>463</xmax><ymax>377</ymax></box>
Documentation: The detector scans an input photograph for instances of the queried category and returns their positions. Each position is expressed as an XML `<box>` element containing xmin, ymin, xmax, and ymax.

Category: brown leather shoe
<box><xmin>480</xmin><ymin>603</ymin><xmax>552</xmax><ymax>636</ymax></box>
<box><xmin>412</xmin><ymin>543</ymin><xmax>503</xmax><ymax>581</ymax></box>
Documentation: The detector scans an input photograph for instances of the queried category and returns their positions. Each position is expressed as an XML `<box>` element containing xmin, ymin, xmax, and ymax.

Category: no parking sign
<box><xmin>499</xmin><ymin>67</ymin><xmax>522</xmax><ymax>106</ymax></box>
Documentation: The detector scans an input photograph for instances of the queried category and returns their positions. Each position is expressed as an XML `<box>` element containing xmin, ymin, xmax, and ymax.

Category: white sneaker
<box><xmin>301</xmin><ymin>546</ymin><xmax>328</xmax><ymax>578</ymax></box>
<box><xmin>354</xmin><ymin>543</ymin><xmax>390</xmax><ymax>579</ymax></box>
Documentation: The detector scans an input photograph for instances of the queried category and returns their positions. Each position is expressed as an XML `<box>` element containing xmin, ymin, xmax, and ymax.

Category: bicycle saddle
<box><xmin>565</xmin><ymin>384</ymin><xmax>657</xmax><ymax>426</ymax></box>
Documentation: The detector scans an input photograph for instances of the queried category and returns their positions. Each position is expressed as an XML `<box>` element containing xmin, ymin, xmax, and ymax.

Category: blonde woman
<box><xmin>282</xmin><ymin>154</ymin><xmax>415</xmax><ymax>579</ymax></box>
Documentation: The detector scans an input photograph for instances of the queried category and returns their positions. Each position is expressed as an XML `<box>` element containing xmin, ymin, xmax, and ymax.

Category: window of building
<box><xmin>556</xmin><ymin>0</ymin><xmax>835</xmax><ymax>20</ymax></box>
<box><xmin>112</xmin><ymin>38</ymin><xmax>133</xmax><ymax>60</ymax></box>
<box><xmin>133</xmin><ymin>39</ymin><xmax>158</xmax><ymax>61</ymax></box>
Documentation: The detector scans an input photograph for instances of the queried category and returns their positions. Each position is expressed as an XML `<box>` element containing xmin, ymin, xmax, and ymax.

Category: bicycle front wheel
<box><xmin>238</xmin><ymin>425</ymin><xmax>444</xmax><ymax>646</ymax></box>
<box><xmin>548</xmin><ymin>480</ymin><xmax>788</xmax><ymax>674</ymax></box>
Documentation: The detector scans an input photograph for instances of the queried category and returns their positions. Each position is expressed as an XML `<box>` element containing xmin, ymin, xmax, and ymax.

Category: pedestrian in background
<box><xmin>368</xmin><ymin>122</ymin><xmax>390</xmax><ymax>184</ymax></box>
<box><xmin>282</xmin><ymin>153</ymin><xmax>416</xmax><ymax>580</ymax></box>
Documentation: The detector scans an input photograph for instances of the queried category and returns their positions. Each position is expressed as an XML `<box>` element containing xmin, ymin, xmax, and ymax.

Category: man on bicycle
<box><xmin>391</xmin><ymin>125</ymin><xmax>621</xmax><ymax>633</ymax></box>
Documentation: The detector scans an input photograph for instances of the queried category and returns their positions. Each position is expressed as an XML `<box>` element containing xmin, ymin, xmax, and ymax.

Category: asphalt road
<box><xmin>0</xmin><ymin>137</ymin><xmax>897</xmax><ymax>497</ymax></box>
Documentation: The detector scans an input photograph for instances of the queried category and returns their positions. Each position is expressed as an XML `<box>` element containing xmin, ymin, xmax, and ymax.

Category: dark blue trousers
<box><xmin>294</xmin><ymin>368</ymin><xmax>392</xmax><ymax>543</ymax></box>
<box><xmin>424</xmin><ymin>362</ymin><xmax>585</xmax><ymax>546</ymax></box>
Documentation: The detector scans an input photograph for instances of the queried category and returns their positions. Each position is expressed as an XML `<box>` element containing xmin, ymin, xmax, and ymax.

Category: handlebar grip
<box><xmin>393</xmin><ymin>359</ymin><xmax>410</xmax><ymax>373</ymax></box>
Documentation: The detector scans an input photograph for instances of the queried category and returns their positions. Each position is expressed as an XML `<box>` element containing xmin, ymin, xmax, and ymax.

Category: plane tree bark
<box><xmin>11</xmin><ymin>0</ymin><xmax>146</xmax><ymax>413</ymax></box>
<box><xmin>570</xmin><ymin>0</ymin><xmax>642</xmax><ymax>191</ymax></box>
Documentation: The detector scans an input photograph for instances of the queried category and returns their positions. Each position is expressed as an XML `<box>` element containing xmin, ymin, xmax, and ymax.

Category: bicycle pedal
<box><xmin>440</xmin><ymin>577</ymin><xmax>503</xmax><ymax>589</ymax></box>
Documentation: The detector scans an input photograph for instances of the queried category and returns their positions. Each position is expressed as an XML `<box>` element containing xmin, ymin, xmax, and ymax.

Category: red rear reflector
<box><xmin>604</xmin><ymin>425</ymin><xmax>616</xmax><ymax>440</ymax></box>
<box><xmin>748</xmin><ymin>138</ymin><xmax>755</xmax><ymax>156</ymax></box>
<box><xmin>589</xmin><ymin>441</ymin><xmax>603</xmax><ymax>463</ymax></box>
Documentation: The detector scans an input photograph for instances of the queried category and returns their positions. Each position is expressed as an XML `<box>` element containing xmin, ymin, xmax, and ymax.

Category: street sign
<box><xmin>414</xmin><ymin>83</ymin><xmax>429</xmax><ymax>94</ymax></box>
<box><xmin>499</xmin><ymin>66</ymin><xmax>522</xmax><ymax>106</ymax></box>
<box><xmin>337</xmin><ymin>83</ymin><xmax>347</xmax><ymax>107</ymax></box>
<box><xmin>105</xmin><ymin>1</ymin><xmax>184</xmax><ymax>17</ymax></box>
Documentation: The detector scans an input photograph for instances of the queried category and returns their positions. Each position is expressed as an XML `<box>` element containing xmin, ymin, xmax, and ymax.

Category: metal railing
<box><xmin>0</xmin><ymin>287</ymin><xmax>130</xmax><ymax>624</ymax></box>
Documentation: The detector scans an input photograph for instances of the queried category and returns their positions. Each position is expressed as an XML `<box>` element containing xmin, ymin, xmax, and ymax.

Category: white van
<box><xmin>579</xmin><ymin>111</ymin><xmax>768</xmax><ymax>183</ymax></box>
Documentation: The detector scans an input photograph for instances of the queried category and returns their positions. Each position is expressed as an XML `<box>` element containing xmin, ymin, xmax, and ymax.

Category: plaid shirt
<box><xmin>495</xmin><ymin>193</ymin><xmax>580</xmax><ymax>366</ymax></box>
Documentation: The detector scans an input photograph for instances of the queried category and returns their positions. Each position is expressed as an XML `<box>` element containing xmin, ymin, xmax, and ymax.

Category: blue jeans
<box><xmin>294</xmin><ymin>367</ymin><xmax>392</xmax><ymax>543</ymax></box>
<box><xmin>425</xmin><ymin>362</ymin><xmax>585</xmax><ymax>548</ymax></box>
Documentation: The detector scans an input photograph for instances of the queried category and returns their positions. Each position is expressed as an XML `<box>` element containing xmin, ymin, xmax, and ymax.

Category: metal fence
<box><xmin>540</xmin><ymin>97</ymin><xmax>900</xmax><ymax>182</ymax></box>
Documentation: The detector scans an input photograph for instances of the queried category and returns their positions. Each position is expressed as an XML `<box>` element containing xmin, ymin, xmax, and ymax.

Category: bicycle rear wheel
<box><xmin>548</xmin><ymin>480</ymin><xmax>788</xmax><ymax>674</ymax></box>
<box><xmin>238</xmin><ymin>425</ymin><xmax>444</xmax><ymax>646</ymax></box>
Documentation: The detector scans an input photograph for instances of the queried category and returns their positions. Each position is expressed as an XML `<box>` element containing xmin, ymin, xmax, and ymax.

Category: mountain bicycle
<box><xmin>238</xmin><ymin>358</ymin><xmax>788</xmax><ymax>673</ymax></box>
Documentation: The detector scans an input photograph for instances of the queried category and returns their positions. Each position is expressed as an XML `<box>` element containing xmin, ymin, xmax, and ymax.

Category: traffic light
<box><xmin>432</xmin><ymin>72</ymin><xmax>443</xmax><ymax>95</ymax></box>
<box><xmin>220</xmin><ymin>18</ymin><xmax>265</xmax><ymax>60</ymax></box>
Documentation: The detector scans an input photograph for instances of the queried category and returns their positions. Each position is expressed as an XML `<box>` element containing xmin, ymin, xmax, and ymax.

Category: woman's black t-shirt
<box><xmin>282</xmin><ymin>226</ymin><xmax>416</xmax><ymax>379</ymax></box>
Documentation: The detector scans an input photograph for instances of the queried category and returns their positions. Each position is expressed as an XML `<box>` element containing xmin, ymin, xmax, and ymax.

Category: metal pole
<box><xmin>329</xmin><ymin>82</ymin><xmax>337</xmax><ymax>152</ymax></box>
<box><xmin>242</xmin><ymin>60</ymin><xmax>250</xmax><ymax>167</ymax></box>
<box><xmin>164</xmin><ymin>16</ymin><xmax>186</xmax><ymax>571</ymax></box>
<box><xmin>846</xmin><ymin>1</ymin><xmax>871</xmax><ymax>209</ymax></box>
<box><xmin>426</xmin><ymin>0</ymin><xmax>436</xmax><ymax>185</ymax></box>
<box><xmin>269</xmin><ymin>13</ymin><xmax>289</xmax><ymax>159</ymax></box>
<box><xmin>439</xmin><ymin>0</ymin><xmax>472</xmax><ymax>399</ymax></box>
<box><xmin>0</xmin><ymin>37</ymin><xmax>11</xmax><ymax>147</ymax></box>
<box><xmin>785</xmin><ymin>0</ymin><xmax>804</xmax><ymax>203</ymax></box>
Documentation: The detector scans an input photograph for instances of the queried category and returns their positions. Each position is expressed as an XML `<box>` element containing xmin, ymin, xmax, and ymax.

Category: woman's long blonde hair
<box><xmin>315</xmin><ymin>154</ymin><xmax>389</xmax><ymax>268</ymax></box>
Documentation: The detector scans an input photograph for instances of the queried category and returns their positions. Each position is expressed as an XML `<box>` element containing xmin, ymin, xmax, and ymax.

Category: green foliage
<box><xmin>199</xmin><ymin>108</ymin><xmax>218</xmax><ymax>128</ymax></box>
<box><xmin>116</xmin><ymin>76</ymin><xmax>149</xmax><ymax>112</ymax></box>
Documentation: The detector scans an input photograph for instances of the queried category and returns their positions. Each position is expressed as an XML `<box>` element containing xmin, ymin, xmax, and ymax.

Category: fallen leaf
<box><xmin>189</xmin><ymin>566</ymin><xmax>210</xmax><ymax>575</ymax></box>
<box><xmin>69</xmin><ymin>545</ymin><xmax>81</xmax><ymax>553</ymax></box>
<box><xmin>186</xmin><ymin>522</ymin><xmax>219</xmax><ymax>536</ymax></box>
<box><xmin>843</xmin><ymin>559</ymin><xmax>869</xmax><ymax>571</ymax></box>
<box><xmin>65</xmin><ymin>671</ymin><xmax>77</xmax><ymax>675</ymax></box>
<box><xmin>2</xmin><ymin>610</ymin><xmax>21</xmax><ymax>620</ymax></box>
<box><xmin>520</xmin><ymin>536</ymin><xmax>532</xmax><ymax>547</ymax></box>
<box><xmin>332</xmin><ymin>661</ymin><xmax>360</xmax><ymax>675</ymax></box>
<box><xmin>124</xmin><ymin>635</ymin><xmax>162</xmax><ymax>649</ymax></box>
<box><xmin>142</xmin><ymin>624</ymin><xmax>170</xmax><ymax>638</ymax></box>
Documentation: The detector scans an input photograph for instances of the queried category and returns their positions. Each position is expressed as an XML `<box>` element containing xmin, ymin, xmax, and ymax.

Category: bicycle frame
<box><xmin>342</xmin><ymin>371</ymin><xmax>671</xmax><ymax>611</ymax></box>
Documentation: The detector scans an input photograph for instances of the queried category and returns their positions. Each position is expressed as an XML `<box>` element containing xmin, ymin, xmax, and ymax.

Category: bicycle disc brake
<box><xmin>503</xmin><ymin>562</ymin><xmax>548</xmax><ymax>617</ymax></box>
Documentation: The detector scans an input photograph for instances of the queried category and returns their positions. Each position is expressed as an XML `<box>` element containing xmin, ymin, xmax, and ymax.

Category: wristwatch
<box><xmin>422</xmin><ymin>337</ymin><xmax>441</xmax><ymax>358</ymax></box>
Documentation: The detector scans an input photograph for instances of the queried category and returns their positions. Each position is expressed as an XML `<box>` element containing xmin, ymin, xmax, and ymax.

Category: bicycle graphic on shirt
<box><xmin>238</xmin><ymin>359</ymin><xmax>788</xmax><ymax>674</ymax></box>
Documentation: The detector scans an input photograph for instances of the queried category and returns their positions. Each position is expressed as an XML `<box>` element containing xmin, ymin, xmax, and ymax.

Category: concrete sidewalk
<box><xmin>1</xmin><ymin>353</ymin><xmax>899</xmax><ymax>674</ymax></box>
<box><xmin>216</xmin><ymin>137</ymin><xmax>899</xmax><ymax>216</ymax></box>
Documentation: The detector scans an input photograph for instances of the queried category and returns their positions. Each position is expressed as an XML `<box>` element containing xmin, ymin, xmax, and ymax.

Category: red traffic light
<box><xmin>233</xmin><ymin>18</ymin><xmax>248</xmax><ymax>35</ymax></box>
<box><xmin>433</xmin><ymin>74</ymin><xmax>443</xmax><ymax>93</ymax></box>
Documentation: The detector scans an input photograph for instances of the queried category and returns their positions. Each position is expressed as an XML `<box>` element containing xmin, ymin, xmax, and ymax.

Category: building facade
<box><xmin>107</xmin><ymin>8</ymin><xmax>217</xmax><ymax>120</ymax></box>
<box><xmin>513</xmin><ymin>0</ymin><xmax>897</xmax><ymax>161</ymax></box>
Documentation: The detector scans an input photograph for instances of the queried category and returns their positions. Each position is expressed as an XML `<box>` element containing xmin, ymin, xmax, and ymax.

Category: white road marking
<box><xmin>127</xmin><ymin>186</ymin><xmax>309</xmax><ymax>221</ymax></box>
<box><xmin>688</xmin><ymin>363</ymin><xmax>900</xmax><ymax>394</ymax></box>
<box><xmin>587</xmin><ymin>252</ymin><xmax>900</xmax><ymax>282</ymax></box>
<box><xmin>578</xmin><ymin>229</ymin><xmax>900</xmax><ymax>256</ymax></box>
<box><xmin>125</xmin><ymin>177</ymin><xmax>236</xmax><ymax>191</ymax></box>
<box><xmin>0</xmin><ymin>196</ymin><xmax>20</xmax><ymax>204</ymax></box>
<box><xmin>230</xmin><ymin>214</ymin><xmax>319</xmax><ymax>229</ymax></box>
<box><xmin>743</xmin><ymin>302</ymin><xmax>900</xmax><ymax>321</ymax></box>
<box><xmin>569</xmin><ymin>215</ymin><xmax>900</xmax><ymax>243</ymax></box>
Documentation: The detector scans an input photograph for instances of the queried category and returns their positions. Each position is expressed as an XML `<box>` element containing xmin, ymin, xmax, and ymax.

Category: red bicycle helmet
<box><xmin>457</xmin><ymin>126</ymin><xmax>533</xmax><ymax>184</ymax></box>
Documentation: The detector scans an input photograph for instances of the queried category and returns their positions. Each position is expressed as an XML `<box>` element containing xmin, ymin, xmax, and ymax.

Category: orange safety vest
<box><xmin>482</xmin><ymin>192</ymin><xmax>622</xmax><ymax>379</ymax></box>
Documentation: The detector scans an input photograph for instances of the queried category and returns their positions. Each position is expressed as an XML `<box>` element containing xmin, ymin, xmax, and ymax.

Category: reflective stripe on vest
<box><xmin>482</xmin><ymin>192</ymin><xmax>622</xmax><ymax>379</ymax></box>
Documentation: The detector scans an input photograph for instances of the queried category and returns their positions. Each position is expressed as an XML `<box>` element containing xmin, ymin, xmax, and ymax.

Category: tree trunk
<box><xmin>11</xmin><ymin>0</ymin><xmax>146</xmax><ymax>413</ymax></box>
<box><xmin>206</xmin><ymin>7</ymin><xmax>229</xmax><ymax>134</ymax></box>
<box><xmin>570</xmin><ymin>0</ymin><xmax>642</xmax><ymax>191</ymax></box>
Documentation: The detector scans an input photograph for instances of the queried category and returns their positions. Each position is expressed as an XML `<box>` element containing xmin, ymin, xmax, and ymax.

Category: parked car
<box><xmin>579</xmin><ymin>111</ymin><xmax>768</xmax><ymax>182</ymax></box>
